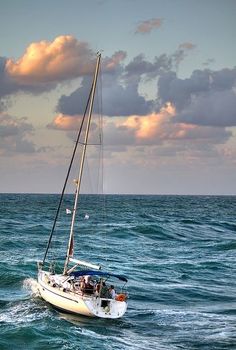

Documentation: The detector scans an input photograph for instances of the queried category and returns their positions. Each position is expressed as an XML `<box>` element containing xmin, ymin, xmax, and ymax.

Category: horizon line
<box><xmin>0</xmin><ymin>192</ymin><xmax>235</xmax><ymax>197</ymax></box>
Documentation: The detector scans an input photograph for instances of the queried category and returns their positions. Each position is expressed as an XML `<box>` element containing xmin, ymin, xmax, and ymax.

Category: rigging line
<box><xmin>98</xmin><ymin>62</ymin><xmax>107</xmax><ymax>259</ymax></box>
<box><xmin>42</xmin><ymin>85</ymin><xmax>94</xmax><ymax>266</ymax></box>
<box><xmin>95</xmin><ymin>61</ymin><xmax>102</xmax><ymax>197</ymax></box>
<box><xmin>63</xmin><ymin>53</ymin><xmax>101</xmax><ymax>275</ymax></box>
<box><xmin>98</xmin><ymin>69</ymin><xmax>103</xmax><ymax>196</ymax></box>
<box><xmin>85</xmin><ymin>156</ymin><xmax>94</xmax><ymax>194</ymax></box>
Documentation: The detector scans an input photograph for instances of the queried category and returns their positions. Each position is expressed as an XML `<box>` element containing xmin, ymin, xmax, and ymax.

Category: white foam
<box><xmin>23</xmin><ymin>277</ymin><xmax>40</xmax><ymax>297</ymax></box>
<box><xmin>0</xmin><ymin>300</ymin><xmax>49</xmax><ymax>324</ymax></box>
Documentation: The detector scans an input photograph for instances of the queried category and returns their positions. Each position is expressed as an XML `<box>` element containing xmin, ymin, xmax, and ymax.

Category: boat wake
<box><xmin>23</xmin><ymin>278</ymin><xmax>40</xmax><ymax>298</ymax></box>
<box><xmin>0</xmin><ymin>300</ymin><xmax>48</xmax><ymax>325</ymax></box>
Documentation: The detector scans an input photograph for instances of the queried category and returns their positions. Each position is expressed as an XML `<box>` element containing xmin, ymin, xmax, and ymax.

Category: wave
<box><xmin>214</xmin><ymin>241</ymin><xmax>236</xmax><ymax>251</ymax></box>
<box><xmin>0</xmin><ymin>299</ymin><xmax>49</xmax><ymax>325</ymax></box>
<box><xmin>23</xmin><ymin>278</ymin><xmax>41</xmax><ymax>298</ymax></box>
<box><xmin>0</xmin><ymin>194</ymin><xmax>236</xmax><ymax>349</ymax></box>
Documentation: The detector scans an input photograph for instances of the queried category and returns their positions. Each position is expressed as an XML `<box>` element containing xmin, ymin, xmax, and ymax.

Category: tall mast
<box><xmin>63</xmin><ymin>53</ymin><xmax>101</xmax><ymax>275</ymax></box>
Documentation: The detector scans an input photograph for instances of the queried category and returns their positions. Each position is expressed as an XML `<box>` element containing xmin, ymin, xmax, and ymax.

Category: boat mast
<box><xmin>63</xmin><ymin>53</ymin><xmax>101</xmax><ymax>275</ymax></box>
<box><xmin>42</xmin><ymin>85</ymin><xmax>94</xmax><ymax>267</ymax></box>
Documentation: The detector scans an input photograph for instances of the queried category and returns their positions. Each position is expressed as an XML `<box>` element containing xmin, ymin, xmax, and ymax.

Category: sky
<box><xmin>0</xmin><ymin>0</ymin><xmax>236</xmax><ymax>195</ymax></box>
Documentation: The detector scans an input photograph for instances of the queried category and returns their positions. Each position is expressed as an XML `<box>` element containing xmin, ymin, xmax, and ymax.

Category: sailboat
<box><xmin>37</xmin><ymin>53</ymin><xmax>128</xmax><ymax>319</ymax></box>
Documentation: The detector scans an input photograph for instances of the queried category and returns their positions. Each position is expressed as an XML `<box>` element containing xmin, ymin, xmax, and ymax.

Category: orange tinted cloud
<box><xmin>49</xmin><ymin>103</ymin><xmax>227</xmax><ymax>148</ymax></box>
<box><xmin>49</xmin><ymin>104</ymin><xmax>197</xmax><ymax>144</ymax></box>
<box><xmin>6</xmin><ymin>36</ymin><xmax>95</xmax><ymax>84</ymax></box>
<box><xmin>120</xmin><ymin>103</ymin><xmax>229</xmax><ymax>145</ymax></box>
<box><xmin>48</xmin><ymin>113</ymin><xmax>81</xmax><ymax>130</ymax></box>
<box><xmin>104</xmin><ymin>51</ymin><xmax>127</xmax><ymax>70</ymax></box>
<box><xmin>135</xmin><ymin>18</ymin><xmax>163</xmax><ymax>34</ymax></box>
<box><xmin>121</xmin><ymin>103</ymin><xmax>193</xmax><ymax>141</ymax></box>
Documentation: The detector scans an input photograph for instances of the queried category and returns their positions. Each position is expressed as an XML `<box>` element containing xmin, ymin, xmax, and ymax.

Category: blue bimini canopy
<box><xmin>70</xmin><ymin>270</ymin><xmax>128</xmax><ymax>283</ymax></box>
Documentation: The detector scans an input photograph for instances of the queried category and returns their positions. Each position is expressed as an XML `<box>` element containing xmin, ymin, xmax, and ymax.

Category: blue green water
<box><xmin>0</xmin><ymin>194</ymin><xmax>236</xmax><ymax>349</ymax></box>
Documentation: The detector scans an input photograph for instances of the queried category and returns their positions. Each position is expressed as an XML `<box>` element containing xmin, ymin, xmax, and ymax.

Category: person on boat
<box><xmin>84</xmin><ymin>275</ymin><xmax>90</xmax><ymax>284</ymax></box>
<box><xmin>81</xmin><ymin>275</ymin><xmax>93</xmax><ymax>295</ymax></box>
<box><xmin>79</xmin><ymin>277</ymin><xmax>86</xmax><ymax>294</ymax></box>
<box><xmin>100</xmin><ymin>281</ymin><xmax>110</xmax><ymax>308</ymax></box>
<box><xmin>108</xmin><ymin>285</ymin><xmax>116</xmax><ymax>299</ymax></box>
<box><xmin>94</xmin><ymin>279</ymin><xmax>100</xmax><ymax>295</ymax></box>
<box><xmin>100</xmin><ymin>282</ymin><xmax>109</xmax><ymax>298</ymax></box>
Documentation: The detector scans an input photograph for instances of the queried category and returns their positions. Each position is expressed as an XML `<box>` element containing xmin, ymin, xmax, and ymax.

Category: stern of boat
<box><xmin>85</xmin><ymin>297</ymin><xmax>127</xmax><ymax>319</ymax></box>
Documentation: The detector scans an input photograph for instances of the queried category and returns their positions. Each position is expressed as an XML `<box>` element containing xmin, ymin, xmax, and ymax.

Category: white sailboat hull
<box><xmin>38</xmin><ymin>270</ymin><xmax>127</xmax><ymax>319</ymax></box>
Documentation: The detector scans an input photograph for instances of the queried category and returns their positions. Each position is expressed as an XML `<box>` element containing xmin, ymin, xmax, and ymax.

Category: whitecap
<box><xmin>23</xmin><ymin>277</ymin><xmax>40</xmax><ymax>297</ymax></box>
<box><xmin>0</xmin><ymin>300</ymin><xmax>49</xmax><ymax>325</ymax></box>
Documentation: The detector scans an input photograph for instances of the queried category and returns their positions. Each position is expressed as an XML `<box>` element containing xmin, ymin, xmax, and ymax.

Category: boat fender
<box><xmin>115</xmin><ymin>294</ymin><xmax>126</xmax><ymax>302</ymax></box>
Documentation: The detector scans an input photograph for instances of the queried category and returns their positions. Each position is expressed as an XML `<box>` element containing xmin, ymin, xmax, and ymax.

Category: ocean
<box><xmin>0</xmin><ymin>194</ymin><xmax>235</xmax><ymax>349</ymax></box>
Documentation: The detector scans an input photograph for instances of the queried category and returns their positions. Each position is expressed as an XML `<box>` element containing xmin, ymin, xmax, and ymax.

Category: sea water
<box><xmin>0</xmin><ymin>194</ymin><xmax>235</xmax><ymax>349</ymax></box>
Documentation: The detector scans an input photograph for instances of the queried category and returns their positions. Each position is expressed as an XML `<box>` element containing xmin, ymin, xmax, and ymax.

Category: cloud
<box><xmin>53</xmin><ymin>55</ymin><xmax>235</xmax><ymax>154</ymax></box>
<box><xmin>1</xmin><ymin>34</ymin><xmax>234</xmax><ymax>156</ymax></box>
<box><xmin>103</xmin><ymin>51</ymin><xmax>127</xmax><ymax>72</ymax></box>
<box><xmin>135</xmin><ymin>18</ymin><xmax>163</xmax><ymax>34</ymax></box>
<box><xmin>102</xmin><ymin>103</ymin><xmax>232</xmax><ymax>148</ymax></box>
<box><xmin>57</xmin><ymin>72</ymin><xmax>154</xmax><ymax>117</ymax></box>
<box><xmin>47</xmin><ymin>113</ymin><xmax>82</xmax><ymax>130</ymax></box>
<box><xmin>102</xmin><ymin>79</ymin><xmax>153</xmax><ymax>116</ymax></box>
<box><xmin>56</xmin><ymin>75</ymin><xmax>94</xmax><ymax>116</ymax></box>
<box><xmin>179</xmin><ymin>42</ymin><xmax>196</xmax><ymax>50</ymax></box>
<box><xmin>5</xmin><ymin>37</ymin><xmax>125</xmax><ymax>88</ymax></box>
<box><xmin>171</xmin><ymin>42</ymin><xmax>196</xmax><ymax>69</ymax></box>
<box><xmin>158</xmin><ymin>70</ymin><xmax>210</xmax><ymax>110</ymax></box>
<box><xmin>0</xmin><ymin>38</ymin><xmax>128</xmax><ymax>114</ymax></box>
<box><xmin>158</xmin><ymin>67</ymin><xmax>236</xmax><ymax>126</ymax></box>
<box><xmin>124</xmin><ymin>53</ymin><xmax>172</xmax><ymax>82</ymax></box>
<box><xmin>175</xmin><ymin>89</ymin><xmax>236</xmax><ymax>127</ymax></box>
<box><xmin>0</xmin><ymin>36</ymin><xmax>101</xmax><ymax>112</ymax></box>
<box><xmin>0</xmin><ymin>114</ymin><xmax>36</xmax><ymax>155</ymax></box>
<box><xmin>123</xmin><ymin>44</ymin><xmax>196</xmax><ymax>82</ymax></box>
<box><xmin>122</xmin><ymin>103</ymin><xmax>176</xmax><ymax>141</ymax></box>
<box><xmin>5</xmin><ymin>35</ymin><xmax>95</xmax><ymax>85</ymax></box>
<box><xmin>0</xmin><ymin>57</ymin><xmax>22</xmax><ymax>102</ymax></box>
<box><xmin>0</xmin><ymin>36</ymin><xmax>197</xmax><ymax>117</ymax></box>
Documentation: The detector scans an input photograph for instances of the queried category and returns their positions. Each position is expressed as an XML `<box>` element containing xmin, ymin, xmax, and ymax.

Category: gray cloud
<box><xmin>0</xmin><ymin>37</ymin><xmax>195</xmax><ymax>118</ymax></box>
<box><xmin>56</xmin><ymin>50</ymin><xmax>177</xmax><ymax>118</ymax></box>
<box><xmin>0</xmin><ymin>114</ymin><xmax>36</xmax><ymax>155</ymax></box>
<box><xmin>57</xmin><ymin>72</ymin><xmax>154</xmax><ymax>117</ymax></box>
<box><xmin>57</xmin><ymin>56</ymin><xmax>236</xmax><ymax>131</ymax></box>
<box><xmin>104</xmin><ymin>122</ymin><xmax>136</xmax><ymax>146</ymax></box>
<box><xmin>57</xmin><ymin>76</ymin><xmax>93</xmax><ymax>115</ymax></box>
<box><xmin>175</xmin><ymin>89</ymin><xmax>236</xmax><ymax>127</ymax></box>
<box><xmin>158</xmin><ymin>70</ymin><xmax>210</xmax><ymax>109</ymax></box>
<box><xmin>172</xmin><ymin>42</ymin><xmax>196</xmax><ymax>69</ymax></box>
<box><xmin>124</xmin><ymin>53</ymin><xmax>172</xmax><ymax>82</ymax></box>
<box><xmin>123</xmin><ymin>44</ymin><xmax>195</xmax><ymax>82</ymax></box>
<box><xmin>211</xmin><ymin>68</ymin><xmax>236</xmax><ymax>90</ymax></box>
<box><xmin>1</xmin><ymin>36</ymin><xmax>235</xmax><ymax>133</ymax></box>
<box><xmin>102</xmin><ymin>79</ymin><xmax>153</xmax><ymax>116</ymax></box>
<box><xmin>0</xmin><ymin>57</ymin><xmax>19</xmax><ymax>102</ymax></box>
<box><xmin>158</xmin><ymin>67</ymin><xmax>236</xmax><ymax>126</ymax></box>
<box><xmin>0</xmin><ymin>56</ymin><xmax>58</xmax><ymax>112</ymax></box>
